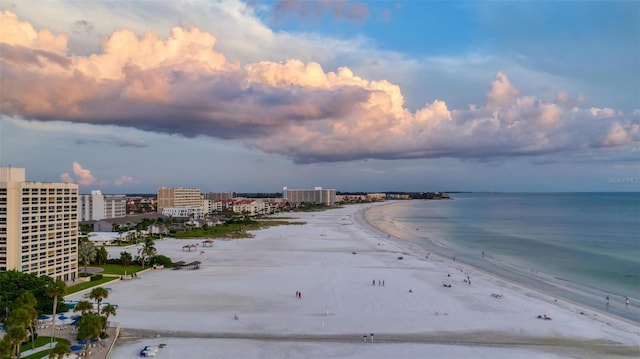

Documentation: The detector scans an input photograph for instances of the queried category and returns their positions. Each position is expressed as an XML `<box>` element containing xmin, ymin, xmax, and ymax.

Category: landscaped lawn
<box><xmin>20</xmin><ymin>337</ymin><xmax>71</xmax><ymax>359</ymax></box>
<box><xmin>96</xmin><ymin>264</ymin><xmax>144</xmax><ymax>275</ymax></box>
<box><xmin>67</xmin><ymin>276</ymin><xmax>118</xmax><ymax>295</ymax></box>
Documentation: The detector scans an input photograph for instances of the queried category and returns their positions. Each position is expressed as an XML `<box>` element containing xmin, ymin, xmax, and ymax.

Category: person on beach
<box><xmin>606</xmin><ymin>295</ymin><xmax>610</xmax><ymax>309</ymax></box>
<box><xmin>625</xmin><ymin>297</ymin><xmax>630</xmax><ymax>309</ymax></box>
<box><xmin>372</xmin><ymin>280</ymin><xmax>376</xmax><ymax>286</ymax></box>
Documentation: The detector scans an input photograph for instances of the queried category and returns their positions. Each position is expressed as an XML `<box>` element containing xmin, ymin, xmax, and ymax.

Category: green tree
<box><xmin>89</xmin><ymin>287</ymin><xmax>109</xmax><ymax>315</ymax></box>
<box><xmin>152</xmin><ymin>254</ymin><xmax>172</xmax><ymax>268</ymax></box>
<box><xmin>96</xmin><ymin>245</ymin><xmax>108</xmax><ymax>265</ymax></box>
<box><xmin>76</xmin><ymin>312</ymin><xmax>103</xmax><ymax>359</ymax></box>
<box><xmin>137</xmin><ymin>238</ymin><xmax>156</xmax><ymax>268</ymax></box>
<box><xmin>46</xmin><ymin>280</ymin><xmax>66</xmax><ymax>345</ymax></box>
<box><xmin>0</xmin><ymin>270</ymin><xmax>55</xmax><ymax>317</ymax></box>
<box><xmin>0</xmin><ymin>338</ymin><xmax>12</xmax><ymax>358</ymax></box>
<box><xmin>78</xmin><ymin>241</ymin><xmax>97</xmax><ymax>274</ymax></box>
<box><xmin>14</xmin><ymin>292</ymin><xmax>38</xmax><ymax>350</ymax></box>
<box><xmin>119</xmin><ymin>251</ymin><xmax>132</xmax><ymax>267</ymax></box>
<box><xmin>72</xmin><ymin>300</ymin><xmax>94</xmax><ymax>315</ymax></box>
<box><xmin>100</xmin><ymin>304</ymin><xmax>117</xmax><ymax>335</ymax></box>
<box><xmin>4</xmin><ymin>325</ymin><xmax>28</xmax><ymax>358</ymax></box>
<box><xmin>79</xmin><ymin>223</ymin><xmax>94</xmax><ymax>235</ymax></box>
<box><xmin>48</xmin><ymin>341</ymin><xmax>72</xmax><ymax>359</ymax></box>
<box><xmin>6</xmin><ymin>306</ymin><xmax>32</xmax><ymax>357</ymax></box>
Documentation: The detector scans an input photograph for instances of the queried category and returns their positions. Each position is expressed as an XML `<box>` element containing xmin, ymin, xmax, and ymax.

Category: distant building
<box><xmin>282</xmin><ymin>187</ymin><xmax>336</xmax><ymax>206</ymax></box>
<box><xmin>157</xmin><ymin>187</ymin><xmax>202</xmax><ymax>212</ymax></box>
<box><xmin>203</xmin><ymin>191</ymin><xmax>236</xmax><ymax>200</ymax></box>
<box><xmin>78</xmin><ymin>190</ymin><xmax>126</xmax><ymax>221</ymax></box>
<box><xmin>0</xmin><ymin>167</ymin><xmax>78</xmax><ymax>281</ymax></box>
<box><xmin>162</xmin><ymin>206</ymin><xmax>203</xmax><ymax>219</ymax></box>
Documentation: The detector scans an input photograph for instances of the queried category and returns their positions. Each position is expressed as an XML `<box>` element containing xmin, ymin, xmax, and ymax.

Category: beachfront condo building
<box><xmin>157</xmin><ymin>187</ymin><xmax>203</xmax><ymax>212</ymax></box>
<box><xmin>0</xmin><ymin>167</ymin><xmax>79</xmax><ymax>282</ymax></box>
<box><xmin>78</xmin><ymin>189</ymin><xmax>126</xmax><ymax>221</ymax></box>
<box><xmin>283</xmin><ymin>187</ymin><xmax>336</xmax><ymax>206</ymax></box>
<box><xmin>203</xmin><ymin>191</ymin><xmax>236</xmax><ymax>200</ymax></box>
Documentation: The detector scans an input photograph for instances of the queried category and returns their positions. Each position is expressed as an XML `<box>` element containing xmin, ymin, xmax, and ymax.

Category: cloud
<box><xmin>114</xmin><ymin>175</ymin><xmax>136</xmax><ymax>186</ymax></box>
<box><xmin>59</xmin><ymin>162</ymin><xmax>137</xmax><ymax>188</ymax></box>
<box><xmin>271</xmin><ymin>0</ymin><xmax>369</xmax><ymax>22</ymax></box>
<box><xmin>60</xmin><ymin>162</ymin><xmax>97</xmax><ymax>186</ymax></box>
<box><xmin>2</xmin><ymin>11</ymin><xmax>638</xmax><ymax>165</ymax></box>
<box><xmin>75</xmin><ymin>137</ymin><xmax>148</xmax><ymax>148</ymax></box>
<box><xmin>73</xmin><ymin>20</ymin><xmax>93</xmax><ymax>34</ymax></box>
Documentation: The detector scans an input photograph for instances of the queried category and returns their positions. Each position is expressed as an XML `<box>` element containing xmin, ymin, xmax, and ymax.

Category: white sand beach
<box><xmin>70</xmin><ymin>203</ymin><xmax>639</xmax><ymax>358</ymax></box>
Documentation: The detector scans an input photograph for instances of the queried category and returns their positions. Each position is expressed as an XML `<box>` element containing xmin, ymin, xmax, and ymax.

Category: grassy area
<box><xmin>95</xmin><ymin>264</ymin><xmax>144</xmax><ymax>275</ymax></box>
<box><xmin>20</xmin><ymin>337</ymin><xmax>71</xmax><ymax>359</ymax></box>
<box><xmin>173</xmin><ymin>219</ymin><xmax>307</xmax><ymax>239</ymax></box>
<box><xmin>66</xmin><ymin>276</ymin><xmax>118</xmax><ymax>295</ymax></box>
<box><xmin>173</xmin><ymin>222</ymin><xmax>254</xmax><ymax>239</ymax></box>
<box><xmin>257</xmin><ymin>220</ymin><xmax>306</xmax><ymax>227</ymax></box>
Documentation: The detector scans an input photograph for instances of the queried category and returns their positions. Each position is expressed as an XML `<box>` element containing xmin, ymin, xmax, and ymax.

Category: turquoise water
<box><xmin>367</xmin><ymin>193</ymin><xmax>640</xmax><ymax>322</ymax></box>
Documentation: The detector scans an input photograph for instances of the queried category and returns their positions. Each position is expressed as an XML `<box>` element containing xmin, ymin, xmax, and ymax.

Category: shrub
<box><xmin>90</xmin><ymin>274</ymin><xmax>103</xmax><ymax>281</ymax></box>
<box><xmin>152</xmin><ymin>255</ymin><xmax>172</xmax><ymax>267</ymax></box>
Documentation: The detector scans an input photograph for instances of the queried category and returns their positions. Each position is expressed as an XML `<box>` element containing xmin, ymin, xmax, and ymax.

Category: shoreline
<box><xmin>94</xmin><ymin>203</ymin><xmax>638</xmax><ymax>358</ymax></box>
<box><xmin>360</xmin><ymin>200</ymin><xmax>640</xmax><ymax>325</ymax></box>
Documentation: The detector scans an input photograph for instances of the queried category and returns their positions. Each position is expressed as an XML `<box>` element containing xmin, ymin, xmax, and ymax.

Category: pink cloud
<box><xmin>59</xmin><ymin>162</ymin><xmax>137</xmax><ymax>188</ymax></box>
<box><xmin>114</xmin><ymin>175</ymin><xmax>136</xmax><ymax>186</ymax></box>
<box><xmin>1</xmin><ymin>11</ymin><xmax>638</xmax><ymax>164</ymax></box>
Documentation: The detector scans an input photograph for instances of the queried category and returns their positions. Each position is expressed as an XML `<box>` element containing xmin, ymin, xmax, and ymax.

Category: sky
<box><xmin>0</xmin><ymin>0</ymin><xmax>638</xmax><ymax>194</ymax></box>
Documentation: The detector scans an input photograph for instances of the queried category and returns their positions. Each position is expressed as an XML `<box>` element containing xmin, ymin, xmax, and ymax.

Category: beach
<box><xmin>70</xmin><ymin>203</ymin><xmax>639</xmax><ymax>358</ymax></box>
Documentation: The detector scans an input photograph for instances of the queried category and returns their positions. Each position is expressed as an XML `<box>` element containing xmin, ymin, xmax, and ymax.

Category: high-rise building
<box><xmin>203</xmin><ymin>191</ymin><xmax>236</xmax><ymax>200</ymax></box>
<box><xmin>282</xmin><ymin>187</ymin><xmax>336</xmax><ymax>206</ymax></box>
<box><xmin>78</xmin><ymin>190</ymin><xmax>126</xmax><ymax>221</ymax></box>
<box><xmin>157</xmin><ymin>187</ymin><xmax>202</xmax><ymax>212</ymax></box>
<box><xmin>0</xmin><ymin>167</ymin><xmax>79</xmax><ymax>281</ymax></box>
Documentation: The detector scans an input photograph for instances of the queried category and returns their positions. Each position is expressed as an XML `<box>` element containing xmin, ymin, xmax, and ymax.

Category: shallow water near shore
<box><xmin>365</xmin><ymin>192</ymin><xmax>640</xmax><ymax>323</ymax></box>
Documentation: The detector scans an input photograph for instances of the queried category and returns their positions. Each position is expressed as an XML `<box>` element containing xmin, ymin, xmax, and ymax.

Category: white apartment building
<box><xmin>161</xmin><ymin>206</ymin><xmax>203</xmax><ymax>219</ymax></box>
<box><xmin>78</xmin><ymin>190</ymin><xmax>126</xmax><ymax>221</ymax></box>
<box><xmin>157</xmin><ymin>187</ymin><xmax>202</xmax><ymax>212</ymax></box>
<box><xmin>283</xmin><ymin>187</ymin><xmax>336</xmax><ymax>206</ymax></box>
<box><xmin>0</xmin><ymin>167</ymin><xmax>79</xmax><ymax>281</ymax></box>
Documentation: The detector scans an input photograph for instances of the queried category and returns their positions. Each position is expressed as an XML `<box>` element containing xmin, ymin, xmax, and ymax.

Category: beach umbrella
<box><xmin>70</xmin><ymin>345</ymin><xmax>83</xmax><ymax>351</ymax></box>
<box><xmin>38</xmin><ymin>315</ymin><xmax>50</xmax><ymax>320</ymax></box>
<box><xmin>58</xmin><ymin>315</ymin><xmax>69</xmax><ymax>320</ymax></box>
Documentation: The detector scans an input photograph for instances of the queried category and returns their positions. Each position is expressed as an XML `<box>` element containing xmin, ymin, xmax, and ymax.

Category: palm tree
<box><xmin>46</xmin><ymin>279</ymin><xmax>67</xmax><ymax>345</ymax></box>
<box><xmin>137</xmin><ymin>238</ymin><xmax>156</xmax><ymax>268</ymax></box>
<box><xmin>77</xmin><ymin>312</ymin><xmax>103</xmax><ymax>359</ymax></box>
<box><xmin>100</xmin><ymin>304</ymin><xmax>117</xmax><ymax>335</ymax></box>
<box><xmin>15</xmin><ymin>292</ymin><xmax>38</xmax><ymax>350</ymax></box>
<box><xmin>48</xmin><ymin>341</ymin><xmax>72</xmax><ymax>359</ymax></box>
<box><xmin>73</xmin><ymin>300</ymin><xmax>94</xmax><ymax>315</ymax></box>
<box><xmin>78</xmin><ymin>241</ymin><xmax>97</xmax><ymax>274</ymax></box>
<box><xmin>120</xmin><ymin>251</ymin><xmax>132</xmax><ymax>267</ymax></box>
<box><xmin>96</xmin><ymin>245</ymin><xmax>108</xmax><ymax>265</ymax></box>
<box><xmin>89</xmin><ymin>287</ymin><xmax>109</xmax><ymax>315</ymax></box>
<box><xmin>5</xmin><ymin>306</ymin><xmax>32</xmax><ymax>358</ymax></box>
<box><xmin>5</xmin><ymin>325</ymin><xmax>28</xmax><ymax>358</ymax></box>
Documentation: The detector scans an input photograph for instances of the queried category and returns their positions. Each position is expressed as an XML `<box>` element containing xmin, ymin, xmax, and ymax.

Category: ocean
<box><xmin>365</xmin><ymin>192</ymin><xmax>640</xmax><ymax>323</ymax></box>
